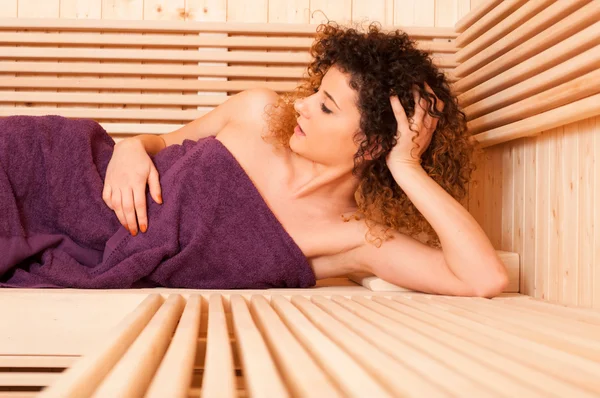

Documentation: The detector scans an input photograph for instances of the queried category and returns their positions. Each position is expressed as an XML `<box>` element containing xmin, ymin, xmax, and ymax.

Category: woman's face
<box><xmin>290</xmin><ymin>65</ymin><xmax>362</xmax><ymax>168</ymax></box>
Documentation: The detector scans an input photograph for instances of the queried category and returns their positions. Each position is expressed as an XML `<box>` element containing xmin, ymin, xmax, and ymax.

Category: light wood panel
<box><xmin>3</xmin><ymin>0</ymin><xmax>475</xmax><ymax>28</ymax></box>
<box><xmin>467</xmin><ymin>117</ymin><xmax>599</xmax><ymax>308</ymax></box>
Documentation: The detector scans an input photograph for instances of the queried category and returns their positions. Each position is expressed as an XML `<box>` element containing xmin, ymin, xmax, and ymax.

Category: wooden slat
<box><xmin>578</xmin><ymin>118</ymin><xmax>595</xmax><ymax>306</ymax></box>
<box><xmin>230</xmin><ymin>295</ymin><xmax>289</xmax><ymax>398</ymax></box>
<box><xmin>0</xmin><ymin>107</ymin><xmax>203</xmax><ymax>121</ymax></box>
<box><xmin>463</xmin><ymin>44</ymin><xmax>600</xmax><ymax>119</ymax></box>
<box><xmin>454</xmin><ymin>5</ymin><xmax>600</xmax><ymax>95</ymax></box>
<box><xmin>0</xmin><ymin>393</ymin><xmax>39</xmax><ymax>398</ymax></box>
<box><xmin>297</xmin><ymin>296</ymin><xmax>448</xmax><ymax>397</ymax></box>
<box><xmin>352</xmin><ymin>296</ymin><xmax>547</xmax><ymax>397</ymax></box>
<box><xmin>411</xmin><ymin>295</ymin><xmax>600</xmax><ymax>370</ymax></box>
<box><xmin>0</xmin><ymin>46</ymin><xmax>456</xmax><ymax>68</ymax></box>
<box><xmin>0</xmin><ymin>62</ymin><xmax>306</xmax><ymax>79</ymax></box>
<box><xmin>271</xmin><ymin>296</ymin><xmax>392</xmax><ymax>398</ymax></box>
<box><xmin>455</xmin><ymin>0</ymin><xmax>586</xmax><ymax>72</ymax></box>
<box><xmin>595</xmin><ymin>116</ymin><xmax>600</xmax><ymax>310</ymax></box>
<box><xmin>454</xmin><ymin>0</ymin><xmax>503</xmax><ymax>33</ymax></box>
<box><xmin>473</xmin><ymin>93</ymin><xmax>600</xmax><ymax>148</ymax></box>
<box><xmin>548</xmin><ymin>127</ymin><xmax>562</xmax><ymax>302</ymax></box>
<box><xmin>0</xmin><ymin>47</ymin><xmax>311</xmax><ymax>64</ymax></box>
<box><xmin>369</xmin><ymin>296</ymin><xmax>598</xmax><ymax>397</ymax></box>
<box><xmin>0</xmin><ymin>373</ymin><xmax>59</xmax><ymax>387</ymax></box>
<box><xmin>99</xmin><ymin>123</ymin><xmax>181</xmax><ymax>135</ymax></box>
<box><xmin>91</xmin><ymin>295</ymin><xmax>185</xmax><ymax>398</ymax></box>
<box><xmin>442</xmin><ymin>297</ymin><xmax>600</xmax><ymax>340</ymax></box>
<box><xmin>422</xmin><ymin>296</ymin><xmax>600</xmax><ymax>362</ymax></box>
<box><xmin>250</xmin><ymin>296</ymin><xmax>342</xmax><ymax>398</ymax></box>
<box><xmin>0</xmin><ymin>32</ymin><xmax>456</xmax><ymax>53</ymax></box>
<box><xmin>455</xmin><ymin>0</ymin><xmax>529</xmax><ymax>48</ymax></box>
<box><xmin>38</xmin><ymin>295</ymin><xmax>163</xmax><ymax>398</ymax></box>
<box><xmin>145</xmin><ymin>296</ymin><xmax>201</xmax><ymax>398</ymax></box>
<box><xmin>394</xmin><ymin>296</ymin><xmax>600</xmax><ymax>395</ymax></box>
<box><xmin>323</xmin><ymin>296</ymin><xmax>497</xmax><ymax>396</ymax></box>
<box><xmin>0</xmin><ymin>76</ymin><xmax>299</xmax><ymax>91</ymax></box>
<box><xmin>522</xmin><ymin>137</ymin><xmax>537</xmax><ymax>296</ymax></box>
<box><xmin>200</xmin><ymin>295</ymin><xmax>236</xmax><ymax>398</ymax></box>
<box><xmin>466</xmin><ymin>68</ymin><xmax>600</xmax><ymax>135</ymax></box>
<box><xmin>0</xmin><ymin>32</ymin><xmax>315</xmax><ymax>49</ymax></box>
<box><xmin>455</xmin><ymin>0</ymin><xmax>555</xmax><ymax>64</ymax></box>
<box><xmin>500</xmin><ymin>142</ymin><xmax>515</xmax><ymax>252</ymax></box>
<box><xmin>496</xmin><ymin>297</ymin><xmax>600</xmax><ymax>325</ymax></box>
<box><xmin>0</xmin><ymin>356</ymin><xmax>77</xmax><ymax>368</ymax></box>
<box><xmin>0</xmin><ymin>19</ymin><xmax>458</xmax><ymax>39</ymax></box>
<box><xmin>4</xmin><ymin>92</ymin><xmax>230</xmax><ymax>107</ymax></box>
<box><xmin>535</xmin><ymin>132</ymin><xmax>550</xmax><ymax>301</ymax></box>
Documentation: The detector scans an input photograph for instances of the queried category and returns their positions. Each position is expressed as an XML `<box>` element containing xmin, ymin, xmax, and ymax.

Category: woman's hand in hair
<box><xmin>386</xmin><ymin>83</ymin><xmax>444</xmax><ymax>168</ymax></box>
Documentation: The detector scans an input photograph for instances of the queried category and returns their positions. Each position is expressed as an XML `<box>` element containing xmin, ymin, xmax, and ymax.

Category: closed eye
<box><xmin>321</xmin><ymin>103</ymin><xmax>332</xmax><ymax>114</ymax></box>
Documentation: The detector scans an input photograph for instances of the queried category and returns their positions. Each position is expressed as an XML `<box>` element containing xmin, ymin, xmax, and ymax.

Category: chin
<box><xmin>288</xmin><ymin>133</ymin><xmax>300</xmax><ymax>152</ymax></box>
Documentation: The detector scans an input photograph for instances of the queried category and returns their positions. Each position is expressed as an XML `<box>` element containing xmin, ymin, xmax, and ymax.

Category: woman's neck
<box><xmin>285</xmin><ymin>150</ymin><xmax>360</xmax><ymax>213</ymax></box>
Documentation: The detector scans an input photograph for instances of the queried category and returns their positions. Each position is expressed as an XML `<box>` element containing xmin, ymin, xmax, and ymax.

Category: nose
<box><xmin>294</xmin><ymin>98</ymin><xmax>310</xmax><ymax>119</ymax></box>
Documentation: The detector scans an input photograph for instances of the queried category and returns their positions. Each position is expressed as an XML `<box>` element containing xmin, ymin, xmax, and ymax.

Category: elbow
<box><xmin>472</xmin><ymin>269</ymin><xmax>509</xmax><ymax>298</ymax></box>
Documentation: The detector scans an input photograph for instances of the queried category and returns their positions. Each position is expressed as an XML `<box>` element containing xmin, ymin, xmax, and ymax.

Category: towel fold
<box><xmin>0</xmin><ymin>115</ymin><xmax>315</xmax><ymax>289</ymax></box>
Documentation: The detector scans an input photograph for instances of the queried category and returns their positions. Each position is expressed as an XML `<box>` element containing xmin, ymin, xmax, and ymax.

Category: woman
<box><xmin>102</xmin><ymin>22</ymin><xmax>509</xmax><ymax>297</ymax></box>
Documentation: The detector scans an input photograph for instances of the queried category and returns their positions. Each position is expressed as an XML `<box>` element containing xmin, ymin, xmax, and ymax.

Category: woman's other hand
<box><xmin>103</xmin><ymin>138</ymin><xmax>162</xmax><ymax>236</ymax></box>
<box><xmin>386</xmin><ymin>83</ymin><xmax>444</xmax><ymax>168</ymax></box>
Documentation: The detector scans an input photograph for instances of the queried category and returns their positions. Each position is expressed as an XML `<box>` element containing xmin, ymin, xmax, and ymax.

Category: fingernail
<box><xmin>140</xmin><ymin>224</ymin><xmax>147</xmax><ymax>233</ymax></box>
<box><xmin>158</xmin><ymin>194</ymin><xmax>163</xmax><ymax>204</ymax></box>
<box><xmin>130</xmin><ymin>228</ymin><xmax>137</xmax><ymax>237</ymax></box>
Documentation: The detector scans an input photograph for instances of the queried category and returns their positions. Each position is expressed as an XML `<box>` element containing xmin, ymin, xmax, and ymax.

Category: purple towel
<box><xmin>0</xmin><ymin>115</ymin><xmax>315</xmax><ymax>289</ymax></box>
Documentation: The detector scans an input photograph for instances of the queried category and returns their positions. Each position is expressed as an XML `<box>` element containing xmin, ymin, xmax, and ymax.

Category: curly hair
<box><xmin>264</xmin><ymin>21</ymin><xmax>477</xmax><ymax>247</ymax></box>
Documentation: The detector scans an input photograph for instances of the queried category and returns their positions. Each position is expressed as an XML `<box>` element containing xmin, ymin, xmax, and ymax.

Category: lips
<box><xmin>295</xmin><ymin>124</ymin><xmax>306</xmax><ymax>136</ymax></box>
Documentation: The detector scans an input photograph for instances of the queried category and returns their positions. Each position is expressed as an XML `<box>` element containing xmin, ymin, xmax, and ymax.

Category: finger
<box><xmin>133</xmin><ymin>186</ymin><xmax>148</xmax><ymax>234</ymax></box>
<box><xmin>148</xmin><ymin>165</ymin><xmax>162</xmax><ymax>205</ymax></box>
<box><xmin>389</xmin><ymin>95</ymin><xmax>409</xmax><ymax>133</ymax></box>
<box><xmin>411</xmin><ymin>86</ymin><xmax>426</xmax><ymax>132</ymax></box>
<box><xmin>121</xmin><ymin>188</ymin><xmax>138</xmax><ymax>236</ymax></box>
<box><xmin>102</xmin><ymin>184</ymin><xmax>113</xmax><ymax>210</ymax></box>
<box><xmin>111</xmin><ymin>189</ymin><xmax>128</xmax><ymax>230</ymax></box>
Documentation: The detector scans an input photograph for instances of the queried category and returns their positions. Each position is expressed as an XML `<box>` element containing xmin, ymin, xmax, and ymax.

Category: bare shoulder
<box><xmin>218</xmin><ymin>87</ymin><xmax>281</xmax><ymax>143</ymax></box>
<box><xmin>236</xmin><ymin>87</ymin><xmax>280</xmax><ymax>126</ymax></box>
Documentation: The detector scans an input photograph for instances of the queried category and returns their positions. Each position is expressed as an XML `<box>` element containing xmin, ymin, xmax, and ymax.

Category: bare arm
<box><xmin>376</xmin><ymin>162</ymin><xmax>509</xmax><ymax>297</ymax></box>
<box><xmin>353</xmin><ymin>84</ymin><xmax>508</xmax><ymax>298</ymax></box>
<box><xmin>125</xmin><ymin>87</ymin><xmax>278</xmax><ymax>155</ymax></box>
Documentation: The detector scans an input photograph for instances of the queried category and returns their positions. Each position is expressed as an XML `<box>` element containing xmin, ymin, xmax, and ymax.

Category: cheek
<box><xmin>326</xmin><ymin>129</ymin><xmax>359</xmax><ymax>160</ymax></box>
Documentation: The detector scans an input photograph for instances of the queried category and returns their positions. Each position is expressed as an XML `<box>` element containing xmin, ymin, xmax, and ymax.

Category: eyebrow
<box><xmin>324</xmin><ymin>90</ymin><xmax>341</xmax><ymax>111</ymax></box>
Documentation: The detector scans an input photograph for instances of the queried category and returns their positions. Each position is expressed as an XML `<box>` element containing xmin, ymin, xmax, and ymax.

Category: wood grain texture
<box><xmin>470</xmin><ymin>118</ymin><xmax>599</xmax><ymax>308</ymax></box>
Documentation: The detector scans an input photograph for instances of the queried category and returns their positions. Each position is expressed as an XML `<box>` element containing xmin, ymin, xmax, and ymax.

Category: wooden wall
<box><xmin>0</xmin><ymin>0</ymin><xmax>472</xmax><ymax>26</ymax></box>
<box><xmin>469</xmin><ymin>117</ymin><xmax>600</xmax><ymax>309</ymax></box>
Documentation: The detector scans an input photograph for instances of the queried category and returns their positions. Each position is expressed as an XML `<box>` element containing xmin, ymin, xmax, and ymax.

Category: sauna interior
<box><xmin>1</xmin><ymin>0</ymin><xmax>600</xmax><ymax>396</ymax></box>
